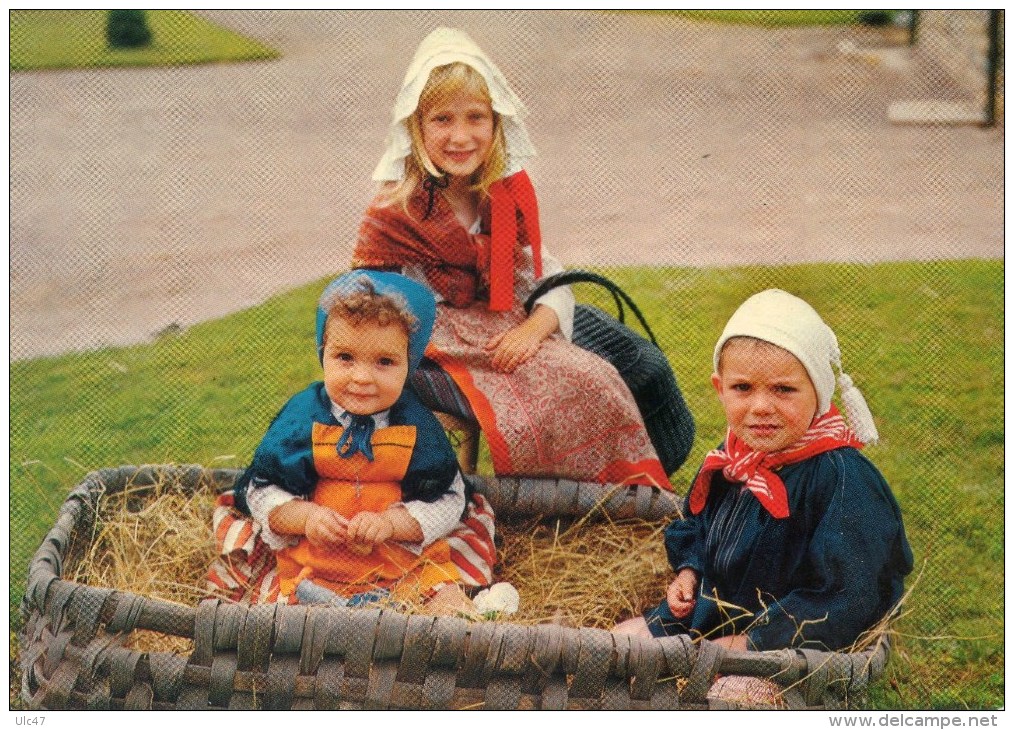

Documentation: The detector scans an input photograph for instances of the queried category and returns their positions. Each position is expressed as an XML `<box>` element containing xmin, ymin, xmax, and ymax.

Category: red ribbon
<box><xmin>488</xmin><ymin>170</ymin><xmax>542</xmax><ymax>311</ymax></box>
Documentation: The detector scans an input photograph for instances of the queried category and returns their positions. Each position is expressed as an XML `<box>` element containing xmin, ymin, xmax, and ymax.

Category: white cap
<box><xmin>714</xmin><ymin>289</ymin><xmax>879</xmax><ymax>443</ymax></box>
<box><xmin>373</xmin><ymin>27</ymin><xmax>537</xmax><ymax>182</ymax></box>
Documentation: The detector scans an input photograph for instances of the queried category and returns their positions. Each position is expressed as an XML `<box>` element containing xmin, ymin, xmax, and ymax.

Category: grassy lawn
<box><xmin>10</xmin><ymin>9</ymin><xmax>278</xmax><ymax>71</ymax></box>
<box><xmin>9</xmin><ymin>259</ymin><xmax>1003</xmax><ymax>709</ymax></box>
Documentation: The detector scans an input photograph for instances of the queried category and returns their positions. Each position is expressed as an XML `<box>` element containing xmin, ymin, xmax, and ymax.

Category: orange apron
<box><xmin>275</xmin><ymin>422</ymin><xmax>461</xmax><ymax>601</ymax></box>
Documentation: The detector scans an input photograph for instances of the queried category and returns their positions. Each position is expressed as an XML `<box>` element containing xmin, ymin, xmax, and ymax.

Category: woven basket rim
<box><xmin>19</xmin><ymin>463</ymin><xmax>891</xmax><ymax>711</ymax></box>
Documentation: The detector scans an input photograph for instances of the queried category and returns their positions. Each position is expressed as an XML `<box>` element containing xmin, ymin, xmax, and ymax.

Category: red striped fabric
<box><xmin>206</xmin><ymin>492</ymin><xmax>497</xmax><ymax>604</ymax></box>
<box><xmin>689</xmin><ymin>406</ymin><xmax>863</xmax><ymax>519</ymax></box>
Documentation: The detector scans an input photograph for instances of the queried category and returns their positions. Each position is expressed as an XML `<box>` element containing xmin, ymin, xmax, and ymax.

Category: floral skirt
<box><xmin>426</xmin><ymin>302</ymin><xmax>670</xmax><ymax>488</ymax></box>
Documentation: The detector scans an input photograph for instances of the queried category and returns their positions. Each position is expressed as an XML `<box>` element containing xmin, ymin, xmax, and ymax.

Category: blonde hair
<box><xmin>379</xmin><ymin>62</ymin><xmax>507</xmax><ymax>213</ymax></box>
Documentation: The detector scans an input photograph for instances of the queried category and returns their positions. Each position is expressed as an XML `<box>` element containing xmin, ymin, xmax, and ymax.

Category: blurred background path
<box><xmin>10</xmin><ymin>10</ymin><xmax>1003</xmax><ymax>360</ymax></box>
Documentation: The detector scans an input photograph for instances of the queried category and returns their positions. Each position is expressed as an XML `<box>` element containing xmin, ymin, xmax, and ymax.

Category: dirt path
<box><xmin>10</xmin><ymin>10</ymin><xmax>1003</xmax><ymax>361</ymax></box>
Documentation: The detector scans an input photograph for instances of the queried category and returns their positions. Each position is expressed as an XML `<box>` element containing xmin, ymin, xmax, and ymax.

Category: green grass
<box><xmin>10</xmin><ymin>10</ymin><xmax>278</xmax><ymax>71</ymax></box>
<box><xmin>9</xmin><ymin>259</ymin><xmax>1003</xmax><ymax>709</ymax></box>
<box><xmin>658</xmin><ymin>10</ymin><xmax>897</xmax><ymax>27</ymax></box>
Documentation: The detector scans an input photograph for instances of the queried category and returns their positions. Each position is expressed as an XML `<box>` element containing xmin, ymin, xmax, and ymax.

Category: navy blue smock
<box><xmin>645</xmin><ymin>446</ymin><xmax>913</xmax><ymax>651</ymax></box>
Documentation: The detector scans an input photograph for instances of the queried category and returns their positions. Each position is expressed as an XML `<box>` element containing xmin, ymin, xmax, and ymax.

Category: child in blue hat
<box><xmin>221</xmin><ymin>270</ymin><xmax>497</xmax><ymax>612</ymax></box>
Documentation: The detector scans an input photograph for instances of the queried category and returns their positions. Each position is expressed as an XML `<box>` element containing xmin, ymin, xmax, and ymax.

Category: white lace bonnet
<box><xmin>372</xmin><ymin>27</ymin><xmax>537</xmax><ymax>182</ymax></box>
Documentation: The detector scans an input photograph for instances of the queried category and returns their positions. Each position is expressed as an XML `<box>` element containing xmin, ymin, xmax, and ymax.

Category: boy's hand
<box><xmin>303</xmin><ymin>505</ymin><xmax>349</xmax><ymax>550</ymax></box>
<box><xmin>666</xmin><ymin>568</ymin><xmax>698</xmax><ymax>618</ymax></box>
<box><xmin>484</xmin><ymin>304</ymin><xmax>559</xmax><ymax>373</ymax></box>
<box><xmin>346</xmin><ymin>511</ymin><xmax>395</xmax><ymax>546</ymax></box>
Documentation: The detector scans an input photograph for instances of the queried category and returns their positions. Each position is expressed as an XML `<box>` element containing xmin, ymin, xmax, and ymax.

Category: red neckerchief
<box><xmin>689</xmin><ymin>405</ymin><xmax>863</xmax><ymax>519</ymax></box>
<box><xmin>489</xmin><ymin>170</ymin><xmax>542</xmax><ymax>311</ymax></box>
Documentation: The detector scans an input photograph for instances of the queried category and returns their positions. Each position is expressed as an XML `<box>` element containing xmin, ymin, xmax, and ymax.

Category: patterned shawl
<box><xmin>352</xmin><ymin>171</ymin><xmax>541</xmax><ymax>311</ymax></box>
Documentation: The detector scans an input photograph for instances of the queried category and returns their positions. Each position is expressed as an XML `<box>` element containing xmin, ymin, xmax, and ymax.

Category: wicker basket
<box><xmin>19</xmin><ymin>464</ymin><xmax>890</xmax><ymax>710</ymax></box>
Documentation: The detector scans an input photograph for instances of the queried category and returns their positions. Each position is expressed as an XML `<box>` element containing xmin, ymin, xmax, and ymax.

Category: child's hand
<box><xmin>485</xmin><ymin>323</ymin><xmax>544</xmax><ymax>372</ymax></box>
<box><xmin>346</xmin><ymin>510</ymin><xmax>395</xmax><ymax>546</ymax></box>
<box><xmin>484</xmin><ymin>305</ymin><xmax>559</xmax><ymax>373</ymax></box>
<box><xmin>666</xmin><ymin>568</ymin><xmax>698</xmax><ymax>618</ymax></box>
<box><xmin>303</xmin><ymin>505</ymin><xmax>350</xmax><ymax>550</ymax></box>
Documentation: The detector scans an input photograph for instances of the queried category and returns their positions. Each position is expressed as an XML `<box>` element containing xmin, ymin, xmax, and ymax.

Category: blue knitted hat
<box><xmin>315</xmin><ymin>270</ymin><xmax>436</xmax><ymax>375</ymax></box>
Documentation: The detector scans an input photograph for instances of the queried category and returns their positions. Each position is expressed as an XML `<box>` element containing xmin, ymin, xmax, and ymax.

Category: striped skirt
<box><xmin>206</xmin><ymin>492</ymin><xmax>498</xmax><ymax>605</ymax></box>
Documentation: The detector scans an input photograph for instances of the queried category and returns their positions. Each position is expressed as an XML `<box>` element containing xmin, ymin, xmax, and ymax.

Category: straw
<box><xmin>67</xmin><ymin>472</ymin><xmax>675</xmax><ymax>649</ymax></box>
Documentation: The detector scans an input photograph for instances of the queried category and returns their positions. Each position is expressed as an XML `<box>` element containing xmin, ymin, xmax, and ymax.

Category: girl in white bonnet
<box><xmin>614</xmin><ymin>289</ymin><xmax>912</xmax><ymax>659</ymax></box>
<box><xmin>352</xmin><ymin>27</ymin><xmax>669</xmax><ymax>488</ymax></box>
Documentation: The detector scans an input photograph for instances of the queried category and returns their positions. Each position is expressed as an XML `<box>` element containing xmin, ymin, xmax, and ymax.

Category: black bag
<box><xmin>525</xmin><ymin>270</ymin><xmax>695</xmax><ymax>476</ymax></box>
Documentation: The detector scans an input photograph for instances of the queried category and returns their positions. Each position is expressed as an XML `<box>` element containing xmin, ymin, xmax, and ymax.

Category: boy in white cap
<box><xmin>614</xmin><ymin>289</ymin><xmax>912</xmax><ymax>653</ymax></box>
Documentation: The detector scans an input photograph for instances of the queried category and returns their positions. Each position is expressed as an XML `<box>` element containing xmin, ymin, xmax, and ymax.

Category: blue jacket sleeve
<box><xmin>233</xmin><ymin>383</ymin><xmax>331</xmax><ymax>514</ymax></box>
<box><xmin>747</xmin><ymin>449</ymin><xmax>913</xmax><ymax>651</ymax></box>
<box><xmin>663</xmin><ymin>489</ymin><xmax>708</xmax><ymax>576</ymax></box>
<box><xmin>393</xmin><ymin>386</ymin><xmax>460</xmax><ymax>504</ymax></box>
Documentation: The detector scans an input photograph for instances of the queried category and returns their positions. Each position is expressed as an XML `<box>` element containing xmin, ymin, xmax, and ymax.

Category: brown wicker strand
<box><xmin>467</xmin><ymin>474</ymin><xmax>682</xmax><ymax>521</ymax></box>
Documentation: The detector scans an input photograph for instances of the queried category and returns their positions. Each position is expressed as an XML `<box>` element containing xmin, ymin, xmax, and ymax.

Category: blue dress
<box><xmin>645</xmin><ymin>447</ymin><xmax>913</xmax><ymax>651</ymax></box>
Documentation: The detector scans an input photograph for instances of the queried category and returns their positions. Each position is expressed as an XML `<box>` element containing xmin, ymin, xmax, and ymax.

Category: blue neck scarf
<box><xmin>336</xmin><ymin>412</ymin><xmax>376</xmax><ymax>461</ymax></box>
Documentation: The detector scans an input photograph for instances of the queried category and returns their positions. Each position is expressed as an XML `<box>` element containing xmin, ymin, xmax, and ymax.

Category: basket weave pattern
<box><xmin>20</xmin><ymin>465</ymin><xmax>889</xmax><ymax>710</ymax></box>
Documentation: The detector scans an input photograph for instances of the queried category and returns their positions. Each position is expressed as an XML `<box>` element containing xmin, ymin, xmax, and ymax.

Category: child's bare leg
<box><xmin>421</xmin><ymin>583</ymin><xmax>479</xmax><ymax>618</ymax></box>
<box><xmin>611</xmin><ymin>616</ymin><xmax>654</xmax><ymax>638</ymax></box>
